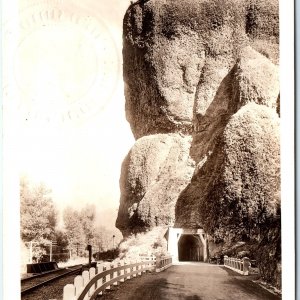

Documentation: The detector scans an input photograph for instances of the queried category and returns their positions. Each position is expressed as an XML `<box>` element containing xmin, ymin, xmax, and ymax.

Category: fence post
<box><xmin>96</xmin><ymin>264</ymin><xmax>104</xmax><ymax>295</ymax></box>
<box><xmin>127</xmin><ymin>261</ymin><xmax>131</xmax><ymax>280</ymax></box>
<box><xmin>241</xmin><ymin>259</ymin><xmax>244</xmax><ymax>272</ymax></box>
<box><xmin>120</xmin><ymin>261</ymin><xmax>125</xmax><ymax>282</ymax></box>
<box><xmin>123</xmin><ymin>261</ymin><xmax>127</xmax><ymax>281</ymax></box>
<box><xmin>82</xmin><ymin>270</ymin><xmax>90</xmax><ymax>300</ymax></box>
<box><xmin>243</xmin><ymin>257</ymin><xmax>250</xmax><ymax>275</ymax></box>
<box><xmin>224</xmin><ymin>255</ymin><xmax>228</xmax><ymax>266</ymax></box>
<box><xmin>89</xmin><ymin>267</ymin><xmax>96</xmax><ymax>296</ymax></box>
<box><xmin>142</xmin><ymin>260</ymin><xmax>146</xmax><ymax>273</ymax></box>
<box><xmin>105</xmin><ymin>263</ymin><xmax>111</xmax><ymax>290</ymax></box>
<box><xmin>74</xmin><ymin>275</ymin><xmax>84</xmax><ymax>298</ymax></box>
<box><xmin>152</xmin><ymin>255</ymin><xmax>157</xmax><ymax>271</ymax></box>
<box><xmin>138</xmin><ymin>261</ymin><xmax>142</xmax><ymax>276</ymax></box>
<box><xmin>132</xmin><ymin>261</ymin><xmax>137</xmax><ymax>277</ymax></box>
<box><xmin>156</xmin><ymin>256</ymin><xmax>161</xmax><ymax>272</ymax></box>
<box><xmin>63</xmin><ymin>284</ymin><xmax>75</xmax><ymax>300</ymax></box>
<box><xmin>113</xmin><ymin>263</ymin><xmax>118</xmax><ymax>286</ymax></box>
<box><xmin>82</xmin><ymin>270</ymin><xmax>90</xmax><ymax>286</ymax></box>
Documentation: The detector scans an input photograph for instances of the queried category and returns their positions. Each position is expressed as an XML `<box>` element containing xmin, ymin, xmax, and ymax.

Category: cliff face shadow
<box><xmin>174</xmin><ymin>65</ymin><xmax>238</xmax><ymax>228</ymax></box>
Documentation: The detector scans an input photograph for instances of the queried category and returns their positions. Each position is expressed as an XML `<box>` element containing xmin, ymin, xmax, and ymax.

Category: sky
<box><xmin>3</xmin><ymin>0</ymin><xmax>134</xmax><ymax>232</ymax></box>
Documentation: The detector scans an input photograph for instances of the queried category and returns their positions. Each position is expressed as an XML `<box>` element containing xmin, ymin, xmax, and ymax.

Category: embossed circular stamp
<box><xmin>3</xmin><ymin>1</ymin><xmax>120</xmax><ymax>124</ymax></box>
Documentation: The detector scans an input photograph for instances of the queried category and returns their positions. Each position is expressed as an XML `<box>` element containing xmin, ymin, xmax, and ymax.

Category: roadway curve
<box><xmin>100</xmin><ymin>262</ymin><xmax>280</xmax><ymax>300</ymax></box>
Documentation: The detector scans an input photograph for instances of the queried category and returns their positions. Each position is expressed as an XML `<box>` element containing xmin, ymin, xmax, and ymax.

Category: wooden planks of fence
<box><xmin>62</xmin><ymin>256</ymin><xmax>173</xmax><ymax>300</ymax></box>
<box><xmin>223</xmin><ymin>256</ymin><xmax>250</xmax><ymax>275</ymax></box>
<box><xmin>62</xmin><ymin>259</ymin><xmax>158</xmax><ymax>300</ymax></box>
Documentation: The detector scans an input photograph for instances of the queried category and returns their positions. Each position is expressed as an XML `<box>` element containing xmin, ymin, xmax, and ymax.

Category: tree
<box><xmin>80</xmin><ymin>204</ymin><xmax>96</xmax><ymax>244</ymax></box>
<box><xmin>91</xmin><ymin>226</ymin><xmax>107</xmax><ymax>252</ymax></box>
<box><xmin>51</xmin><ymin>230</ymin><xmax>70</xmax><ymax>262</ymax></box>
<box><xmin>54</xmin><ymin>230</ymin><xmax>69</xmax><ymax>249</ymax></box>
<box><xmin>63</xmin><ymin>206</ymin><xmax>86</xmax><ymax>257</ymax></box>
<box><xmin>20</xmin><ymin>177</ymin><xmax>58</xmax><ymax>261</ymax></box>
<box><xmin>63</xmin><ymin>204</ymin><xmax>116</xmax><ymax>258</ymax></box>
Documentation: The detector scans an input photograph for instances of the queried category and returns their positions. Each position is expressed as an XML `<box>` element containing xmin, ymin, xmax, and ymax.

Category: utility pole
<box><xmin>86</xmin><ymin>245</ymin><xmax>92</xmax><ymax>268</ymax></box>
<box><xmin>29</xmin><ymin>241</ymin><xmax>33</xmax><ymax>263</ymax></box>
<box><xmin>50</xmin><ymin>242</ymin><xmax>52</xmax><ymax>262</ymax></box>
<box><xmin>26</xmin><ymin>241</ymin><xmax>39</xmax><ymax>263</ymax></box>
<box><xmin>98</xmin><ymin>243</ymin><xmax>101</xmax><ymax>260</ymax></box>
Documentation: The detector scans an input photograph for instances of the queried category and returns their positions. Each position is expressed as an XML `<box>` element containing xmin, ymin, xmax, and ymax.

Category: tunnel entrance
<box><xmin>178</xmin><ymin>234</ymin><xmax>203</xmax><ymax>262</ymax></box>
<box><xmin>167</xmin><ymin>228</ymin><xmax>208</xmax><ymax>262</ymax></box>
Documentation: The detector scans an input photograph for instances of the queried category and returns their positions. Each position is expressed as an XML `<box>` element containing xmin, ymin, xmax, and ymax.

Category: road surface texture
<box><xmin>99</xmin><ymin>262</ymin><xmax>281</xmax><ymax>300</ymax></box>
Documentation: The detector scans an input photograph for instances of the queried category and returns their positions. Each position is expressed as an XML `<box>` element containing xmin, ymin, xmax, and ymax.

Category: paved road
<box><xmin>100</xmin><ymin>262</ymin><xmax>281</xmax><ymax>300</ymax></box>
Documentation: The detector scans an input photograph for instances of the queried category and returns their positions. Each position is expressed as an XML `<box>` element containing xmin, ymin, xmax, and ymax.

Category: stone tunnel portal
<box><xmin>167</xmin><ymin>227</ymin><xmax>208</xmax><ymax>262</ymax></box>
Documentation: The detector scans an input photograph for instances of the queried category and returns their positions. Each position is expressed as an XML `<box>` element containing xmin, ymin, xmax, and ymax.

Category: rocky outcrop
<box><xmin>175</xmin><ymin>103</ymin><xmax>280</xmax><ymax>232</ymax></box>
<box><xmin>123</xmin><ymin>0</ymin><xmax>279</xmax><ymax>139</ymax></box>
<box><xmin>233</xmin><ymin>46</ymin><xmax>279</xmax><ymax>110</ymax></box>
<box><xmin>117</xmin><ymin>0</ymin><xmax>280</xmax><ymax>288</ymax></box>
<box><xmin>116</xmin><ymin>133</ymin><xmax>195</xmax><ymax>236</ymax></box>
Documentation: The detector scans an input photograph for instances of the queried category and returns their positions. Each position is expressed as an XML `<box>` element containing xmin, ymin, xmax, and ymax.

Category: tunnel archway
<box><xmin>178</xmin><ymin>234</ymin><xmax>203</xmax><ymax>262</ymax></box>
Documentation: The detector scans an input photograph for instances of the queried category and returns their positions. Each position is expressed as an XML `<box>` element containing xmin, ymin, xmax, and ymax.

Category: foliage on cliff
<box><xmin>199</xmin><ymin>103</ymin><xmax>280</xmax><ymax>241</ymax></box>
<box><xmin>123</xmin><ymin>0</ymin><xmax>279</xmax><ymax>138</ymax></box>
<box><xmin>116</xmin><ymin>133</ymin><xmax>195</xmax><ymax>235</ymax></box>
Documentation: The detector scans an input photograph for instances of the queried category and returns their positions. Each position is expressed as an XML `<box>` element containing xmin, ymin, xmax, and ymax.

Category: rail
<box><xmin>223</xmin><ymin>255</ymin><xmax>250</xmax><ymax>275</ymax></box>
<box><xmin>155</xmin><ymin>256</ymin><xmax>172</xmax><ymax>272</ymax></box>
<box><xmin>22</xmin><ymin>266</ymin><xmax>82</xmax><ymax>295</ymax></box>
<box><xmin>62</xmin><ymin>256</ymin><xmax>172</xmax><ymax>300</ymax></box>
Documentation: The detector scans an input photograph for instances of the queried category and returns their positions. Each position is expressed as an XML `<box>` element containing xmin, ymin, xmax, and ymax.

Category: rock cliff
<box><xmin>116</xmin><ymin>133</ymin><xmax>195</xmax><ymax>236</ymax></box>
<box><xmin>123</xmin><ymin>0</ymin><xmax>279</xmax><ymax>138</ymax></box>
<box><xmin>117</xmin><ymin>0</ymin><xmax>280</xmax><ymax>288</ymax></box>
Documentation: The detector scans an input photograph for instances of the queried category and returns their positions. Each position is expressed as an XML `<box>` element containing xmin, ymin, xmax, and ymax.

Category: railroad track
<box><xmin>21</xmin><ymin>265</ymin><xmax>83</xmax><ymax>296</ymax></box>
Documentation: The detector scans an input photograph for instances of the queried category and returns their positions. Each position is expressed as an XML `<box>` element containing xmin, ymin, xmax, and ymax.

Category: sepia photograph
<box><xmin>2</xmin><ymin>0</ymin><xmax>294</xmax><ymax>299</ymax></box>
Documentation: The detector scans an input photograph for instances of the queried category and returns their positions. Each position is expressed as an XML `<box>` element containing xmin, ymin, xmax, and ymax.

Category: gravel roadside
<box><xmin>21</xmin><ymin>273</ymin><xmax>78</xmax><ymax>300</ymax></box>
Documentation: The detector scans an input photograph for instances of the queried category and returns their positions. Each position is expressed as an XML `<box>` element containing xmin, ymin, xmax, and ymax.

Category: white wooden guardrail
<box><xmin>223</xmin><ymin>255</ymin><xmax>250</xmax><ymax>275</ymax></box>
<box><xmin>62</xmin><ymin>255</ymin><xmax>172</xmax><ymax>300</ymax></box>
<box><xmin>155</xmin><ymin>256</ymin><xmax>172</xmax><ymax>272</ymax></box>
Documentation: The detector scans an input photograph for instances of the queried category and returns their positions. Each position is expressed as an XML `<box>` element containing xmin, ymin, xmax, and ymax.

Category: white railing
<box><xmin>223</xmin><ymin>256</ymin><xmax>250</xmax><ymax>275</ymax></box>
<box><xmin>62</xmin><ymin>256</ymin><xmax>172</xmax><ymax>300</ymax></box>
<box><xmin>155</xmin><ymin>256</ymin><xmax>172</xmax><ymax>272</ymax></box>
